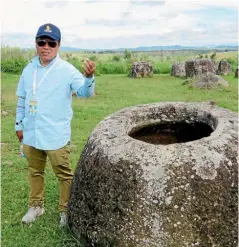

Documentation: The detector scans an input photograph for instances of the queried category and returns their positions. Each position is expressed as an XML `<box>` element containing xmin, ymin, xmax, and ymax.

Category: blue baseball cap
<box><xmin>36</xmin><ymin>23</ymin><xmax>61</xmax><ymax>41</ymax></box>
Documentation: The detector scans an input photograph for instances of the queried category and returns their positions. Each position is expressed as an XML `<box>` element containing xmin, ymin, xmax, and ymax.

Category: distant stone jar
<box><xmin>217</xmin><ymin>59</ymin><xmax>232</xmax><ymax>75</ymax></box>
<box><xmin>235</xmin><ymin>68</ymin><xmax>238</xmax><ymax>78</ymax></box>
<box><xmin>171</xmin><ymin>62</ymin><xmax>185</xmax><ymax>77</ymax></box>
<box><xmin>185</xmin><ymin>59</ymin><xmax>216</xmax><ymax>77</ymax></box>
<box><xmin>68</xmin><ymin>102</ymin><xmax>238</xmax><ymax>247</ymax></box>
<box><xmin>130</xmin><ymin>62</ymin><xmax>153</xmax><ymax>78</ymax></box>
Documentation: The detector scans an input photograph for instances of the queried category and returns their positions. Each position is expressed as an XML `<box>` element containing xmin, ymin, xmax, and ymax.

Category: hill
<box><xmin>59</xmin><ymin>44</ymin><xmax>238</xmax><ymax>52</ymax></box>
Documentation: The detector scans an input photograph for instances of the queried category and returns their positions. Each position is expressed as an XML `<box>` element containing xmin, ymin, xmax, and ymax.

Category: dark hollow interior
<box><xmin>129</xmin><ymin>122</ymin><xmax>214</xmax><ymax>145</ymax></box>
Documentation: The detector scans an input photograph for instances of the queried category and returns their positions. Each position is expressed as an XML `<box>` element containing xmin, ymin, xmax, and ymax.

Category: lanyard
<box><xmin>33</xmin><ymin>58</ymin><xmax>58</xmax><ymax>95</ymax></box>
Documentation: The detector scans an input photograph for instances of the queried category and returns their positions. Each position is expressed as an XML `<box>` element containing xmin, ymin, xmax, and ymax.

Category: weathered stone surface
<box><xmin>217</xmin><ymin>59</ymin><xmax>232</xmax><ymax>75</ymax></box>
<box><xmin>185</xmin><ymin>59</ymin><xmax>216</xmax><ymax>78</ymax></box>
<box><xmin>130</xmin><ymin>62</ymin><xmax>153</xmax><ymax>78</ymax></box>
<box><xmin>235</xmin><ymin>68</ymin><xmax>238</xmax><ymax>78</ymax></box>
<box><xmin>68</xmin><ymin>102</ymin><xmax>238</xmax><ymax>247</ymax></box>
<box><xmin>190</xmin><ymin>73</ymin><xmax>229</xmax><ymax>89</ymax></box>
<box><xmin>171</xmin><ymin>62</ymin><xmax>185</xmax><ymax>77</ymax></box>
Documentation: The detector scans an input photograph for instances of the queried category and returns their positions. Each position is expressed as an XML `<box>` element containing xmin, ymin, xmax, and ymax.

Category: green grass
<box><xmin>1</xmin><ymin>72</ymin><xmax>238</xmax><ymax>247</ymax></box>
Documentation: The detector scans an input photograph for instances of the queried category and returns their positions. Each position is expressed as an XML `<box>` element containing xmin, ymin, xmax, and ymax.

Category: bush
<box><xmin>159</xmin><ymin>64</ymin><xmax>171</xmax><ymax>74</ymax></box>
<box><xmin>153</xmin><ymin>67</ymin><xmax>160</xmax><ymax>74</ymax></box>
<box><xmin>96</xmin><ymin>61</ymin><xmax>129</xmax><ymax>75</ymax></box>
<box><xmin>227</xmin><ymin>58</ymin><xmax>238</xmax><ymax>72</ymax></box>
<box><xmin>112</xmin><ymin>55</ymin><xmax>121</xmax><ymax>62</ymax></box>
<box><xmin>139</xmin><ymin>54</ymin><xmax>150</xmax><ymax>61</ymax></box>
<box><xmin>124</xmin><ymin>49</ymin><xmax>132</xmax><ymax>60</ymax></box>
<box><xmin>94</xmin><ymin>62</ymin><xmax>101</xmax><ymax>76</ymax></box>
<box><xmin>89</xmin><ymin>55</ymin><xmax>97</xmax><ymax>61</ymax></box>
<box><xmin>210</xmin><ymin>52</ymin><xmax>216</xmax><ymax>60</ymax></box>
<box><xmin>153</xmin><ymin>61</ymin><xmax>171</xmax><ymax>74</ymax></box>
<box><xmin>198</xmin><ymin>54</ymin><xmax>204</xmax><ymax>59</ymax></box>
<box><xmin>1</xmin><ymin>46</ymin><xmax>34</xmax><ymax>74</ymax></box>
<box><xmin>102</xmin><ymin>62</ymin><xmax>128</xmax><ymax>74</ymax></box>
<box><xmin>67</xmin><ymin>57</ymin><xmax>84</xmax><ymax>72</ymax></box>
<box><xmin>1</xmin><ymin>58</ymin><xmax>28</xmax><ymax>74</ymax></box>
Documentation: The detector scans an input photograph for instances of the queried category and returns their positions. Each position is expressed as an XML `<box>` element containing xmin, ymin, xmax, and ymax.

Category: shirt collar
<box><xmin>32</xmin><ymin>54</ymin><xmax>59</xmax><ymax>68</ymax></box>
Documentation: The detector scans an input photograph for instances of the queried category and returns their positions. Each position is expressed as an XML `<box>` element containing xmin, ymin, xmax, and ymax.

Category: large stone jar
<box><xmin>185</xmin><ymin>59</ymin><xmax>216</xmax><ymax>77</ymax></box>
<box><xmin>68</xmin><ymin>102</ymin><xmax>238</xmax><ymax>247</ymax></box>
<box><xmin>171</xmin><ymin>62</ymin><xmax>185</xmax><ymax>77</ymax></box>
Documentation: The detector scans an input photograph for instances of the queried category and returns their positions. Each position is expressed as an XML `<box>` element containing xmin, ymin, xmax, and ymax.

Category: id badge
<box><xmin>29</xmin><ymin>95</ymin><xmax>37</xmax><ymax>116</ymax></box>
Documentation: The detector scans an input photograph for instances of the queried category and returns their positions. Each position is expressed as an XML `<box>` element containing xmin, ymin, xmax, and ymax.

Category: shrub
<box><xmin>227</xmin><ymin>58</ymin><xmax>238</xmax><ymax>72</ymax></box>
<box><xmin>210</xmin><ymin>52</ymin><xmax>216</xmax><ymax>60</ymax></box>
<box><xmin>124</xmin><ymin>49</ymin><xmax>132</xmax><ymax>60</ymax></box>
<box><xmin>1</xmin><ymin>46</ymin><xmax>34</xmax><ymax>74</ymax></box>
<box><xmin>100</xmin><ymin>62</ymin><xmax>128</xmax><ymax>74</ymax></box>
<box><xmin>112</xmin><ymin>55</ymin><xmax>121</xmax><ymax>62</ymax></box>
<box><xmin>67</xmin><ymin>57</ymin><xmax>84</xmax><ymax>72</ymax></box>
<box><xmin>65</xmin><ymin>53</ymin><xmax>73</xmax><ymax>60</ymax></box>
<box><xmin>153</xmin><ymin>61</ymin><xmax>171</xmax><ymax>74</ymax></box>
<box><xmin>94</xmin><ymin>62</ymin><xmax>101</xmax><ymax>76</ymax></box>
<box><xmin>1</xmin><ymin>58</ymin><xmax>28</xmax><ymax>74</ymax></box>
<box><xmin>89</xmin><ymin>55</ymin><xmax>97</xmax><ymax>61</ymax></box>
<box><xmin>139</xmin><ymin>54</ymin><xmax>150</xmax><ymax>61</ymax></box>
<box><xmin>159</xmin><ymin>64</ymin><xmax>171</xmax><ymax>74</ymax></box>
<box><xmin>153</xmin><ymin>67</ymin><xmax>160</xmax><ymax>74</ymax></box>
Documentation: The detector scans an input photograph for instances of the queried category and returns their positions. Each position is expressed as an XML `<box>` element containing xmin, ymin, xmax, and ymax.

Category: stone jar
<box><xmin>185</xmin><ymin>59</ymin><xmax>216</xmax><ymax>77</ymax></box>
<box><xmin>171</xmin><ymin>62</ymin><xmax>186</xmax><ymax>77</ymax></box>
<box><xmin>130</xmin><ymin>62</ymin><xmax>153</xmax><ymax>78</ymax></box>
<box><xmin>217</xmin><ymin>59</ymin><xmax>232</xmax><ymax>75</ymax></box>
<box><xmin>235</xmin><ymin>68</ymin><xmax>238</xmax><ymax>78</ymax></box>
<box><xmin>68</xmin><ymin>102</ymin><xmax>238</xmax><ymax>247</ymax></box>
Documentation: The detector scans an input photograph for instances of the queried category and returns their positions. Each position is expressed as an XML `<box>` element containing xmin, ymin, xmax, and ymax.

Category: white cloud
<box><xmin>1</xmin><ymin>0</ymin><xmax>238</xmax><ymax>48</ymax></box>
<box><xmin>166</xmin><ymin>0</ymin><xmax>238</xmax><ymax>8</ymax></box>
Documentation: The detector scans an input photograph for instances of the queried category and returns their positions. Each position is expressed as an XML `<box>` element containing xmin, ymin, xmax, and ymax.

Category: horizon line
<box><xmin>2</xmin><ymin>43</ymin><xmax>238</xmax><ymax>50</ymax></box>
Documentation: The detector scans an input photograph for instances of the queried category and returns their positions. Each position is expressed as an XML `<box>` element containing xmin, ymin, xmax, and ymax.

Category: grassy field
<box><xmin>1</xmin><ymin>72</ymin><xmax>238</xmax><ymax>247</ymax></box>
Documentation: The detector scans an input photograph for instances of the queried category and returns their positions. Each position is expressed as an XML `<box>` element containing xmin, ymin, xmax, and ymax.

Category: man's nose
<box><xmin>42</xmin><ymin>43</ymin><xmax>50</xmax><ymax>48</ymax></box>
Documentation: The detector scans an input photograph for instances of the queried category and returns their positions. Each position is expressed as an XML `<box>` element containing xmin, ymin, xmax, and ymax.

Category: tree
<box><xmin>210</xmin><ymin>52</ymin><xmax>216</xmax><ymax>60</ymax></box>
<box><xmin>124</xmin><ymin>49</ymin><xmax>132</xmax><ymax>60</ymax></box>
<box><xmin>112</xmin><ymin>55</ymin><xmax>121</xmax><ymax>62</ymax></box>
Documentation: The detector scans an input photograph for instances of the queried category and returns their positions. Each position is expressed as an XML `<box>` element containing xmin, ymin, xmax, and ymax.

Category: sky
<box><xmin>1</xmin><ymin>0</ymin><xmax>238</xmax><ymax>49</ymax></box>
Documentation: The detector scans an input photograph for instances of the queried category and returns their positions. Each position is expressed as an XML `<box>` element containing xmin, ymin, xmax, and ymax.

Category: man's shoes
<box><xmin>59</xmin><ymin>212</ymin><xmax>68</xmax><ymax>228</ymax></box>
<box><xmin>22</xmin><ymin>206</ymin><xmax>45</xmax><ymax>224</ymax></box>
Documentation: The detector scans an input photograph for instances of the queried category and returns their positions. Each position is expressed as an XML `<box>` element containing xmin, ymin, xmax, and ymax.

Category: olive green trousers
<box><xmin>23</xmin><ymin>144</ymin><xmax>73</xmax><ymax>212</ymax></box>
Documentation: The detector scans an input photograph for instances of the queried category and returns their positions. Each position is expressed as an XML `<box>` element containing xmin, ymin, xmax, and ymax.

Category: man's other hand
<box><xmin>16</xmin><ymin>130</ymin><xmax>23</xmax><ymax>142</ymax></box>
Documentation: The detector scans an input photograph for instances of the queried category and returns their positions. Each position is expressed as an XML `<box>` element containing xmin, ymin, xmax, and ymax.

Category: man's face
<box><xmin>36</xmin><ymin>36</ymin><xmax>60</xmax><ymax>63</ymax></box>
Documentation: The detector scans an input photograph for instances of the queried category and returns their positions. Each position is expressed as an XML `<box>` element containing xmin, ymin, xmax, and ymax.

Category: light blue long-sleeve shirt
<box><xmin>15</xmin><ymin>55</ymin><xmax>95</xmax><ymax>150</ymax></box>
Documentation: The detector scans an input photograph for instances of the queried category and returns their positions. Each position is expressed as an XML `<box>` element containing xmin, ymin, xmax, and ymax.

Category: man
<box><xmin>15</xmin><ymin>23</ymin><xmax>95</xmax><ymax>227</ymax></box>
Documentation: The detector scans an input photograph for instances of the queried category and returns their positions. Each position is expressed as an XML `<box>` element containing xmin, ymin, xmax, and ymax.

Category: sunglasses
<box><xmin>37</xmin><ymin>40</ymin><xmax>58</xmax><ymax>48</ymax></box>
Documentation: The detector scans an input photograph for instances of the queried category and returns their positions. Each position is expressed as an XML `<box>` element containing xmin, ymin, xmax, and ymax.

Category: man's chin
<box><xmin>41</xmin><ymin>55</ymin><xmax>53</xmax><ymax>61</ymax></box>
<box><xmin>41</xmin><ymin>55</ymin><xmax>50</xmax><ymax>59</ymax></box>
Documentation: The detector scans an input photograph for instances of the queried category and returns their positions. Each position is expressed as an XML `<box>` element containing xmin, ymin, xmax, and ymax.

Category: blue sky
<box><xmin>1</xmin><ymin>0</ymin><xmax>238</xmax><ymax>49</ymax></box>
